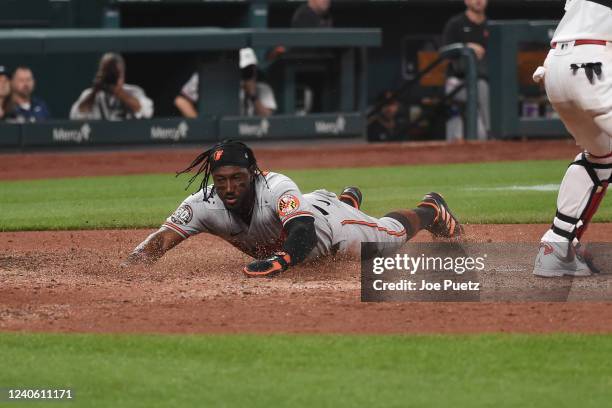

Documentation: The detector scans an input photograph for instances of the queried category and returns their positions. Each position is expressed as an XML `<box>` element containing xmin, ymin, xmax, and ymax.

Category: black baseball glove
<box><xmin>243</xmin><ymin>252</ymin><xmax>292</xmax><ymax>277</ymax></box>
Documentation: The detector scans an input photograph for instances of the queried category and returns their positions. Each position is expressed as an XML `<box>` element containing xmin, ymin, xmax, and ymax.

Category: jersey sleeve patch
<box><xmin>170</xmin><ymin>204</ymin><xmax>193</xmax><ymax>225</ymax></box>
<box><xmin>277</xmin><ymin>194</ymin><xmax>300</xmax><ymax>217</ymax></box>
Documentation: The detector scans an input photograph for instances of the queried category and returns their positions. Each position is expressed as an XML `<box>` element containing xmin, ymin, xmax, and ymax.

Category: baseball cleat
<box><xmin>418</xmin><ymin>192</ymin><xmax>463</xmax><ymax>239</ymax></box>
<box><xmin>533</xmin><ymin>241</ymin><xmax>593</xmax><ymax>277</ymax></box>
<box><xmin>339</xmin><ymin>186</ymin><xmax>363</xmax><ymax>210</ymax></box>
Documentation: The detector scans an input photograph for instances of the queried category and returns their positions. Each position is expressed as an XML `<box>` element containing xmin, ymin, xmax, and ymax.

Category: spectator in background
<box><xmin>367</xmin><ymin>91</ymin><xmax>401</xmax><ymax>142</ymax></box>
<box><xmin>70</xmin><ymin>53</ymin><xmax>153</xmax><ymax>120</ymax></box>
<box><xmin>0</xmin><ymin>65</ymin><xmax>12</xmax><ymax>120</ymax></box>
<box><xmin>7</xmin><ymin>66</ymin><xmax>50</xmax><ymax>122</ymax></box>
<box><xmin>291</xmin><ymin>0</ymin><xmax>333</xmax><ymax>28</ymax></box>
<box><xmin>442</xmin><ymin>0</ymin><xmax>490</xmax><ymax>141</ymax></box>
<box><xmin>287</xmin><ymin>0</ymin><xmax>333</xmax><ymax>114</ymax></box>
<box><xmin>175</xmin><ymin>48</ymin><xmax>276</xmax><ymax>118</ymax></box>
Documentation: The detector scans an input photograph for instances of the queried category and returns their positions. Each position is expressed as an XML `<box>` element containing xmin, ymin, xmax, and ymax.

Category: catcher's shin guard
<box><xmin>547</xmin><ymin>152</ymin><xmax>612</xmax><ymax>243</ymax></box>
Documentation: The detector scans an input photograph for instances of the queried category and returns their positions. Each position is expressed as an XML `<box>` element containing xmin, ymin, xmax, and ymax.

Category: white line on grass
<box><xmin>466</xmin><ymin>184</ymin><xmax>560</xmax><ymax>192</ymax></box>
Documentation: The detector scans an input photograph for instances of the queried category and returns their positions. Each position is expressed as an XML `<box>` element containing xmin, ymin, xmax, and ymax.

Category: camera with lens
<box><xmin>101</xmin><ymin>63</ymin><xmax>120</xmax><ymax>91</ymax></box>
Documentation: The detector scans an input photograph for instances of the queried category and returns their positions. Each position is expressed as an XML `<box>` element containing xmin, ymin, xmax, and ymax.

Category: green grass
<box><xmin>1</xmin><ymin>160</ymin><xmax>611</xmax><ymax>231</ymax></box>
<box><xmin>1</xmin><ymin>332</ymin><xmax>611</xmax><ymax>408</ymax></box>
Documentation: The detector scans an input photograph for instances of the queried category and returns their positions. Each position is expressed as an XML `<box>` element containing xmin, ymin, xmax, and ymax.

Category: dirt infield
<box><xmin>2</xmin><ymin>139</ymin><xmax>612</xmax><ymax>335</ymax></box>
<box><xmin>2</xmin><ymin>225</ymin><xmax>612</xmax><ymax>334</ymax></box>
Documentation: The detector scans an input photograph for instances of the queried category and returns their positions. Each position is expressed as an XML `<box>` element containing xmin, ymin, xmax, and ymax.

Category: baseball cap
<box><xmin>0</xmin><ymin>65</ymin><xmax>9</xmax><ymax>78</ymax></box>
<box><xmin>239</xmin><ymin>48</ymin><xmax>258</xmax><ymax>69</ymax></box>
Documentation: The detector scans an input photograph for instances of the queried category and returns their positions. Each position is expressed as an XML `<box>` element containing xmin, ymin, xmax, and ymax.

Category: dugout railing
<box><xmin>368</xmin><ymin>43</ymin><xmax>479</xmax><ymax>141</ymax></box>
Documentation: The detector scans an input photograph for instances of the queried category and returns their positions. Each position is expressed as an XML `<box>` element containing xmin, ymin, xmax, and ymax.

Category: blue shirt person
<box><xmin>7</xmin><ymin>66</ymin><xmax>50</xmax><ymax>122</ymax></box>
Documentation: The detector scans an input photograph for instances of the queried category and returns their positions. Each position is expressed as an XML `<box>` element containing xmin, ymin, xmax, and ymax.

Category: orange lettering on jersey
<box><xmin>214</xmin><ymin>150</ymin><xmax>224</xmax><ymax>161</ymax></box>
<box><xmin>277</xmin><ymin>194</ymin><xmax>300</xmax><ymax>217</ymax></box>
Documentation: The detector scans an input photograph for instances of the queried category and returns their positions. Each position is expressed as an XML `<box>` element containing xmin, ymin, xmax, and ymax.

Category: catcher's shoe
<box><xmin>339</xmin><ymin>186</ymin><xmax>363</xmax><ymax>210</ymax></box>
<box><xmin>418</xmin><ymin>192</ymin><xmax>463</xmax><ymax>239</ymax></box>
<box><xmin>533</xmin><ymin>241</ymin><xmax>593</xmax><ymax>277</ymax></box>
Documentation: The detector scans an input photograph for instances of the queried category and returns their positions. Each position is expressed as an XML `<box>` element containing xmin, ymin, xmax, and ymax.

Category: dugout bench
<box><xmin>488</xmin><ymin>20</ymin><xmax>569</xmax><ymax>139</ymax></box>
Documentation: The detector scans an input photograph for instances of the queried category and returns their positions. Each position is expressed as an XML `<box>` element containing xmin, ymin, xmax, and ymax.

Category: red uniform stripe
<box><xmin>341</xmin><ymin>219</ymin><xmax>406</xmax><ymax>237</ymax></box>
<box><xmin>281</xmin><ymin>211</ymin><xmax>315</xmax><ymax>224</ymax></box>
<box><xmin>552</xmin><ymin>39</ymin><xmax>607</xmax><ymax>48</ymax></box>
<box><xmin>162</xmin><ymin>222</ymin><xmax>189</xmax><ymax>239</ymax></box>
<box><xmin>589</xmin><ymin>151</ymin><xmax>612</xmax><ymax>159</ymax></box>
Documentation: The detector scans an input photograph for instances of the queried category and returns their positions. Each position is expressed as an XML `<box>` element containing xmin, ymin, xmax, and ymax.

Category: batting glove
<box><xmin>243</xmin><ymin>252</ymin><xmax>292</xmax><ymax>277</ymax></box>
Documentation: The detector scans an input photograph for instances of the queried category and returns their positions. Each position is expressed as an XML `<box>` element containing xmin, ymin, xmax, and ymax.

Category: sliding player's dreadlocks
<box><xmin>176</xmin><ymin>140</ymin><xmax>266</xmax><ymax>201</ymax></box>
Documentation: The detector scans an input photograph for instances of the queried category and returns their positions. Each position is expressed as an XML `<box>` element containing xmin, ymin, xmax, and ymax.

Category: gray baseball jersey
<box><xmin>69</xmin><ymin>84</ymin><xmax>154</xmax><ymax>120</ymax></box>
<box><xmin>162</xmin><ymin>172</ymin><xmax>407</xmax><ymax>260</ymax></box>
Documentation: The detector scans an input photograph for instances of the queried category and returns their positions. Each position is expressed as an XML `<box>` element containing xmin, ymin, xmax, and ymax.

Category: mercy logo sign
<box><xmin>238</xmin><ymin>118</ymin><xmax>269</xmax><ymax>138</ymax></box>
<box><xmin>150</xmin><ymin>121</ymin><xmax>189</xmax><ymax>141</ymax></box>
<box><xmin>52</xmin><ymin>123</ymin><xmax>92</xmax><ymax>143</ymax></box>
<box><xmin>314</xmin><ymin>115</ymin><xmax>346</xmax><ymax>135</ymax></box>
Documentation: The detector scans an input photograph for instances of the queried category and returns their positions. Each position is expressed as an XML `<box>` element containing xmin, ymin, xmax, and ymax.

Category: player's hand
<box><xmin>467</xmin><ymin>42</ymin><xmax>486</xmax><ymax>60</ymax></box>
<box><xmin>120</xmin><ymin>251</ymin><xmax>153</xmax><ymax>269</ymax></box>
<box><xmin>119</xmin><ymin>254</ymin><xmax>140</xmax><ymax>269</ymax></box>
<box><xmin>243</xmin><ymin>252</ymin><xmax>292</xmax><ymax>277</ymax></box>
<box><xmin>113</xmin><ymin>77</ymin><xmax>125</xmax><ymax>96</ymax></box>
<box><xmin>92</xmin><ymin>73</ymin><xmax>105</xmax><ymax>92</ymax></box>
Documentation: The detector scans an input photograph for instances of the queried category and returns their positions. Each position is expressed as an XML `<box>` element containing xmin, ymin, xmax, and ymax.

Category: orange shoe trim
<box><xmin>162</xmin><ymin>222</ymin><xmax>189</xmax><ymax>239</ymax></box>
<box><xmin>418</xmin><ymin>202</ymin><xmax>440</xmax><ymax>222</ymax></box>
<box><xmin>339</xmin><ymin>194</ymin><xmax>360</xmax><ymax>209</ymax></box>
<box><xmin>243</xmin><ymin>261</ymin><xmax>282</xmax><ymax>277</ymax></box>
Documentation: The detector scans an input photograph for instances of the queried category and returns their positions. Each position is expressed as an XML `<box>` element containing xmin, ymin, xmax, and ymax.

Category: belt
<box><xmin>551</xmin><ymin>40</ymin><xmax>608</xmax><ymax>49</ymax></box>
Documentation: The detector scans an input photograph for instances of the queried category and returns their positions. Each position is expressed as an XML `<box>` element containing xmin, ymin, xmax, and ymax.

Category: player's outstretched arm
<box><xmin>122</xmin><ymin>228</ymin><xmax>184</xmax><ymax>267</ymax></box>
<box><xmin>244</xmin><ymin>217</ymin><xmax>317</xmax><ymax>277</ymax></box>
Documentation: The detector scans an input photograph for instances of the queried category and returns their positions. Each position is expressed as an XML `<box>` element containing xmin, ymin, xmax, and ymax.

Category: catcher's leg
<box><xmin>534</xmin><ymin>152</ymin><xmax>612</xmax><ymax>277</ymax></box>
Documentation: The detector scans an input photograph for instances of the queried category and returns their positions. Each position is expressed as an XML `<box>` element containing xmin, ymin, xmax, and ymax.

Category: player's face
<box><xmin>212</xmin><ymin>166</ymin><xmax>253</xmax><ymax>210</ymax></box>
<box><xmin>465</xmin><ymin>0</ymin><xmax>487</xmax><ymax>13</ymax></box>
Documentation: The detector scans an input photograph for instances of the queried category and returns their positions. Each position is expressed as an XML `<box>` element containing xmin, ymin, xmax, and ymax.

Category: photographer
<box><xmin>175</xmin><ymin>48</ymin><xmax>276</xmax><ymax>118</ymax></box>
<box><xmin>70</xmin><ymin>53</ymin><xmax>153</xmax><ymax>120</ymax></box>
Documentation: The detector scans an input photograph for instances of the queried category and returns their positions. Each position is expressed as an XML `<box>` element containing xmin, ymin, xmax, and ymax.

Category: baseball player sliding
<box><xmin>124</xmin><ymin>140</ymin><xmax>462</xmax><ymax>276</ymax></box>
<box><xmin>532</xmin><ymin>0</ymin><xmax>612</xmax><ymax>277</ymax></box>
